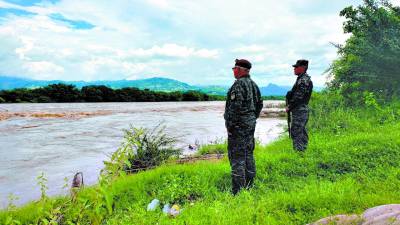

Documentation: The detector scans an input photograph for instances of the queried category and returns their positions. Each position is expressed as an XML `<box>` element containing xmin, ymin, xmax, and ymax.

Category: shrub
<box><xmin>104</xmin><ymin>124</ymin><xmax>181</xmax><ymax>176</ymax></box>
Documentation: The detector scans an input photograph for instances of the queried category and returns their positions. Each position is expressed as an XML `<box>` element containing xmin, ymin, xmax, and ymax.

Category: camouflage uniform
<box><xmin>224</xmin><ymin>75</ymin><xmax>263</xmax><ymax>194</ymax></box>
<box><xmin>286</xmin><ymin>73</ymin><xmax>313</xmax><ymax>151</ymax></box>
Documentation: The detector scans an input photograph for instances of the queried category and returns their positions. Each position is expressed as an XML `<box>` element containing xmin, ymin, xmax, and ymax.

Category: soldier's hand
<box><xmin>285</xmin><ymin>107</ymin><xmax>289</xmax><ymax>113</ymax></box>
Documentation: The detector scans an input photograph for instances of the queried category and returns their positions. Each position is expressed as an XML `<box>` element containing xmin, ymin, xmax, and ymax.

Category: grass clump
<box><xmin>197</xmin><ymin>139</ymin><xmax>227</xmax><ymax>155</ymax></box>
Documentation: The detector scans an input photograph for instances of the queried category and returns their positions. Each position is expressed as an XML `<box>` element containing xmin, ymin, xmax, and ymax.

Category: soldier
<box><xmin>285</xmin><ymin>59</ymin><xmax>313</xmax><ymax>152</ymax></box>
<box><xmin>224</xmin><ymin>59</ymin><xmax>263</xmax><ymax>195</ymax></box>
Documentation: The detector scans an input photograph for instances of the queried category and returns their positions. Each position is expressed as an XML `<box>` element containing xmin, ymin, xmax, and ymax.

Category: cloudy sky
<box><xmin>0</xmin><ymin>0</ymin><xmax>379</xmax><ymax>86</ymax></box>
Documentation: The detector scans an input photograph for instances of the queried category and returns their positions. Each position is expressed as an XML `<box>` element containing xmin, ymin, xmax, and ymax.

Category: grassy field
<box><xmin>1</xmin><ymin>97</ymin><xmax>400</xmax><ymax>225</ymax></box>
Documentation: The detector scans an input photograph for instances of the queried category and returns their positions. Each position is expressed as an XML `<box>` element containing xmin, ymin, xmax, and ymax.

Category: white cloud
<box><xmin>24</xmin><ymin>61</ymin><xmax>64</xmax><ymax>74</ymax></box>
<box><xmin>15</xmin><ymin>36</ymin><xmax>34</xmax><ymax>60</ymax></box>
<box><xmin>126</xmin><ymin>44</ymin><xmax>219</xmax><ymax>58</ymax></box>
<box><xmin>232</xmin><ymin>45</ymin><xmax>268</xmax><ymax>54</ymax></box>
<box><xmin>146</xmin><ymin>0</ymin><xmax>170</xmax><ymax>9</ymax></box>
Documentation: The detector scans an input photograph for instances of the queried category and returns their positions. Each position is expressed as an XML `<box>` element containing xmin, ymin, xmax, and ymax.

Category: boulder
<box><xmin>309</xmin><ymin>204</ymin><xmax>400</xmax><ymax>225</ymax></box>
<box><xmin>362</xmin><ymin>204</ymin><xmax>400</xmax><ymax>225</ymax></box>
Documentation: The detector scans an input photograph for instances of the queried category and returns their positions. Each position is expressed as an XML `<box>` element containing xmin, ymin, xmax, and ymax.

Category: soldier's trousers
<box><xmin>227</xmin><ymin>125</ymin><xmax>256</xmax><ymax>195</ymax></box>
<box><xmin>290</xmin><ymin>106</ymin><xmax>309</xmax><ymax>151</ymax></box>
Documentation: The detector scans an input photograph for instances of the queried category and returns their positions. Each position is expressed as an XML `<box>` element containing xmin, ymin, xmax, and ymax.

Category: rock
<box><xmin>309</xmin><ymin>204</ymin><xmax>400</xmax><ymax>225</ymax></box>
<box><xmin>71</xmin><ymin>172</ymin><xmax>84</xmax><ymax>188</ymax></box>
<box><xmin>363</xmin><ymin>212</ymin><xmax>400</xmax><ymax>225</ymax></box>
<box><xmin>308</xmin><ymin>214</ymin><xmax>361</xmax><ymax>225</ymax></box>
<box><xmin>362</xmin><ymin>204</ymin><xmax>400</xmax><ymax>225</ymax></box>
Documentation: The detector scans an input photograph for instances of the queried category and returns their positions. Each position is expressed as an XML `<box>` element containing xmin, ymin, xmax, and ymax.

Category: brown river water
<box><xmin>0</xmin><ymin>101</ymin><xmax>285</xmax><ymax>208</ymax></box>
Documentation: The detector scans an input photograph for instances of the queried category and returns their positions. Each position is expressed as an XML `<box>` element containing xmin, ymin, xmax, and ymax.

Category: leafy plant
<box><xmin>36</xmin><ymin>172</ymin><xmax>48</xmax><ymax>201</ymax></box>
<box><xmin>104</xmin><ymin>124</ymin><xmax>181</xmax><ymax>175</ymax></box>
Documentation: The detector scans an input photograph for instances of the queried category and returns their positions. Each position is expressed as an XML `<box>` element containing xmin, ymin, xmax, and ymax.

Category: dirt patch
<box><xmin>260</xmin><ymin>108</ymin><xmax>286</xmax><ymax>118</ymax></box>
<box><xmin>177</xmin><ymin>154</ymin><xmax>225</xmax><ymax>164</ymax></box>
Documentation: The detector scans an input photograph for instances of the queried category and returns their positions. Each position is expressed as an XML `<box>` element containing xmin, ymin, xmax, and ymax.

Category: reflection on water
<box><xmin>0</xmin><ymin>101</ymin><xmax>285</xmax><ymax>207</ymax></box>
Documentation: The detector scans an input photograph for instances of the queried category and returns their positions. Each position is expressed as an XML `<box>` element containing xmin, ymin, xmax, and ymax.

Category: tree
<box><xmin>329</xmin><ymin>0</ymin><xmax>400</xmax><ymax>102</ymax></box>
<box><xmin>182</xmin><ymin>91</ymin><xmax>203</xmax><ymax>101</ymax></box>
<box><xmin>41</xmin><ymin>83</ymin><xmax>81</xmax><ymax>102</ymax></box>
<box><xmin>81</xmin><ymin>85</ymin><xmax>116</xmax><ymax>102</ymax></box>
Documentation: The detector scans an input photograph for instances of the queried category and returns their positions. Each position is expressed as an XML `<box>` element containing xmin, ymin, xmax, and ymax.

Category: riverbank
<box><xmin>1</xmin><ymin>99</ymin><xmax>399</xmax><ymax>224</ymax></box>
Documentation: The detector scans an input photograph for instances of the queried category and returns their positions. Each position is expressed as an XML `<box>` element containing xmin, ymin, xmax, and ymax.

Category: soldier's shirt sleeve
<box><xmin>225</xmin><ymin>81</ymin><xmax>244</xmax><ymax>129</ymax></box>
<box><xmin>224</xmin><ymin>87</ymin><xmax>231</xmax><ymax>128</ymax></box>
<box><xmin>288</xmin><ymin>77</ymin><xmax>310</xmax><ymax>111</ymax></box>
<box><xmin>255</xmin><ymin>85</ymin><xmax>263</xmax><ymax>118</ymax></box>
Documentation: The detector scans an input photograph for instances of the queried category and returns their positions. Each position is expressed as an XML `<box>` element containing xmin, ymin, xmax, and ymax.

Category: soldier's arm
<box><xmin>225</xmin><ymin>82</ymin><xmax>244</xmax><ymax>129</ymax></box>
<box><xmin>255</xmin><ymin>85</ymin><xmax>263</xmax><ymax>118</ymax></box>
<box><xmin>288</xmin><ymin>78</ymin><xmax>310</xmax><ymax>111</ymax></box>
<box><xmin>224</xmin><ymin>88</ymin><xmax>231</xmax><ymax>129</ymax></box>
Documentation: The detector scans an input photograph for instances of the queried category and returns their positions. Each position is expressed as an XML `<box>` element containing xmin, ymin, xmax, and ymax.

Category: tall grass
<box><xmin>1</xmin><ymin>95</ymin><xmax>399</xmax><ymax>224</ymax></box>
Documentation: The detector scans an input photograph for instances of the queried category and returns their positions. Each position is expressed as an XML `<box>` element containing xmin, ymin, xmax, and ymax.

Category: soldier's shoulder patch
<box><xmin>231</xmin><ymin>92</ymin><xmax>236</xmax><ymax>100</ymax></box>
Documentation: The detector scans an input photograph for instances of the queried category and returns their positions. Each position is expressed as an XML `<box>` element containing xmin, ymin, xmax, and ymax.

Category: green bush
<box><xmin>104</xmin><ymin>124</ymin><xmax>181</xmax><ymax>175</ymax></box>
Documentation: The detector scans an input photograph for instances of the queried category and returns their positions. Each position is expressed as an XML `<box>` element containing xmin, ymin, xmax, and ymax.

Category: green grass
<box><xmin>1</xmin><ymin>99</ymin><xmax>400</xmax><ymax>225</ymax></box>
<box><xmin>197</xmin><ymin>140</ymin><xmax>227</xmax><ymax>155</ymax></box>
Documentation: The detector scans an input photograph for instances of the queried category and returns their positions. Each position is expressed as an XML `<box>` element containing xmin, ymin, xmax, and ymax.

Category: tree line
<box><xmin>0</xmin><ymin>83</ymin><xmax>225</xmax><ymax>103</ymax></box>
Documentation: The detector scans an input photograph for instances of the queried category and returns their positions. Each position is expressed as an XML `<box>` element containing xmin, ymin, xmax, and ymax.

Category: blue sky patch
<box><xmin>49</xmin><ymin>13</ymin><xmax>95</xmax><ymax>30</ymax></box>
<box><xmin>0</xmin><ymin>7</ymin><xmax>36</xmax><ymax>17</ymax></box>
<box><xmin>4</xmin><ymin>0</ymin><xmax>59</xmax><ymax>6</ymax></box>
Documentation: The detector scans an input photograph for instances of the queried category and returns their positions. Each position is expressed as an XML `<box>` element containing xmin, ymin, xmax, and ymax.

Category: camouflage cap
<box><xmin>235</xmin><ymin>59</ymin><xmax>252</xmax><ymax>69</ymax></box>
<box><xmin>292</xmin><ymin>59</ymin><xmax>309</xmax><ymax>68</ymax></box>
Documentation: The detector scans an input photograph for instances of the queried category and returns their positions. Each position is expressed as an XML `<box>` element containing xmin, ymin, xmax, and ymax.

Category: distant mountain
<box><xmin>198</xmin><ymin>84</ymin><xmax>295</xmax><ymax>96</ymax></box>
<box><xmin>260</xmin><ymin>84</ymin><xmax>291</xmax><ymax>96</ymax></box>
<box><xmin>0</xmin><ymin>76</ymin><xmax>55</xmax><ymax>90</ymax></box>
<box><xmin>0</xmin><ymin>76</ymin><xmax>322</xmax><ymax>96</ymax></box>
<box><xmin>92</xmin><ymin>77</ymin><xmax>194</xmax><ymax>92</ymax></box>
<box><xmin>0</xmin><ymin>76</ymin><xmax>194</xmax><ymax>92</ymax></box>
<box><xmin>196</xmin><ymin>85</ymin><xmax>229</xmax><ymax>96</ymax></box>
